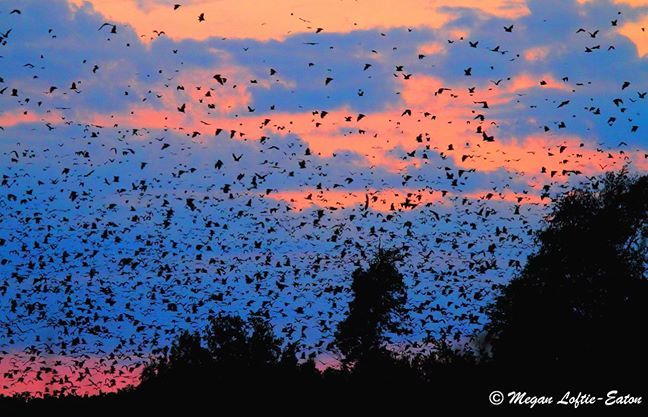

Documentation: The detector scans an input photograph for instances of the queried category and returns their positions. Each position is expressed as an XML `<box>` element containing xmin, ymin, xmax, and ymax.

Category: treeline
<box><xmin>2</xmin><ymin>170</ymin><xmax>647</xmax><ymax>412</ymax></box>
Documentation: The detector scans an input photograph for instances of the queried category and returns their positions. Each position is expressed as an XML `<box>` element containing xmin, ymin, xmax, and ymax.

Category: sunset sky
<box><xmin>0</xmin><ymin>0</ymin><xmax>646</xmax><ymax>396</ymax></box>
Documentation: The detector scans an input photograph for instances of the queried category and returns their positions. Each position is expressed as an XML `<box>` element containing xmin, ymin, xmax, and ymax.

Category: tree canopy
<box><xmin>334</xmin><ymin>248</ymin><xmax>410</xmax><ymax>367</ymax></box>
<box><xmin>485</xmin><ymin>170</ymin><xmax>648</xmax><ymax>369</ymax></box>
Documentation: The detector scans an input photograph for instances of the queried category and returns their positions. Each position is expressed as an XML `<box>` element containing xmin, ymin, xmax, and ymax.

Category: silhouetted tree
<box><xmin>141</xmin><ymin>330</ymin><xmax>210</xmax><ymax>384</ymax></box>
<box><xmin>485</xmin><ymin>170</ymin><xmax>648</xmax><ymax>370</ymax></box>
<box><xmin>140</xmin><ymin>312</ymin><xmax>315</xmax><ymax>393</ymax></box>
<box><xmin>247</xmin><ymin>315</ymin><xmax>284</xmax><ymax>367</ymax></box>
<box><xmin>335</xmin><ymin>248</ymin><xmax>410</xmax><ymax>367</ymax></box>
<box><xmin>204</xmin><ymin>312</ymin><xmax>283</xmax><ymax>379</ymax></box>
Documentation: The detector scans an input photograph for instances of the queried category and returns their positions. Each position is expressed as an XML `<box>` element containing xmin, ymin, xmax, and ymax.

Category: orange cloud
<box><xmin>38</xmin><ymin>73</ymin><xmax>644</xmax><ymax>182</ymax></box>
<box><xmin>68</xmin><ymin>0</ymin><xmax>528</xmax><ymax>42</ymax></box>
<box><xmin>451</xmin><ymin>134</ymin><xmax>644</xmax><ymax>181</ymax></box>
<box><xmin>267</xmin><ymin>186</ymin><xmax>555</xmax><ymax>212</ymax></box>
<box><xmin>618</xmin><ymin>14</ymin><xmax>648</xmax><ymax>57</ymax></box>
<box><xmin>464</xmin><ymin>190</ymin><xmax>549</xmax><ymax>205</ymax></box>
<box><xmin>507</xmin><ymin>73</ymin><xmax>571</xmax><ymax>92</ymax></box>
<box><xmin>175</xmin><ymin>67</ymin><xmax>253</xmax><ymax>114</ymax></box>
<box><xmin>613</xmin><ymin>0</ymin><xmax>648</xmax><ymax>6</ymax></box>
<box><xmin>418</xmin><ymin>41</ymin><xmax>447</xmax><ymax>56</ymax></box>
<box><xmin>267</xmin><ymin>188</ymin><xmax>447</xmax><ymax>211</ymax></box>
<box><xmin>576</xmin><ymin>0</ymin><xmax>648</xmax><ymax>5</ymax></box>
<box><xmin>523</xmin><ymin>46</ymin><xmax>550</xmax><ymax>61</ymax></box>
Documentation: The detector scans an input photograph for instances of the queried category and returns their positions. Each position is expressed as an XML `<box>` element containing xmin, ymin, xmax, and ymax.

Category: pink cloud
<box><xmin>0</xmin><ymin>110</ymin><xmax>64</xmax><ymax>128</ymax></box>
<box><xmin>68</xmin><ymin>0</ymin><xmax>529</xmax><ymax>42</ymax></box>
<box><xmin>0</xmin><ymin>352</ymin><xmax>141</xmax><ymax>397</ymax></box>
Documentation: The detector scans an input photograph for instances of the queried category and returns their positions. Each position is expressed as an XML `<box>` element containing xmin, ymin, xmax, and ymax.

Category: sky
<box><xmin>0</xmin><ymin>0</ymin><xmax>646</xmax><ymax>396</ymax></box>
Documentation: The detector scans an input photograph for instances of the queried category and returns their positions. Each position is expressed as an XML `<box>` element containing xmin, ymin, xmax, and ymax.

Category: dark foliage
<box><xmin>334</xmin><ymin>248</ymin><xmax>410</xmax><ymax>367</ymax></box>
<box><xmin>138</xmin><ymin>312</ymin><xmax>320</xmax><ymax>396</ymax></box>
<box><xmin>485</xmin><ymin>170</ymin><xmax>648</xmax><ymax>370</ymax></box>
